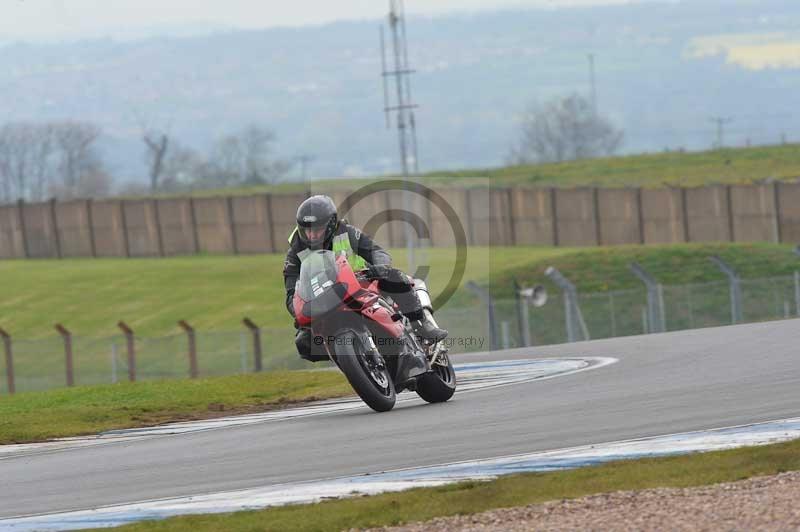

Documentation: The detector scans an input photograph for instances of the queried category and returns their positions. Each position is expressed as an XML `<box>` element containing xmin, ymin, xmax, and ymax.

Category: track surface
<box><xmin>2</xmin><ymin>319</ymin><xmax>799</xmax><ymax>518</ymax></box>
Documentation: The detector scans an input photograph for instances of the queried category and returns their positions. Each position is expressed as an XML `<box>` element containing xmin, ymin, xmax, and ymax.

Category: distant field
<box><xmin>139</xmin><ymin>144</ymin><xmax>800</xmax><ymax>199</ymax></box>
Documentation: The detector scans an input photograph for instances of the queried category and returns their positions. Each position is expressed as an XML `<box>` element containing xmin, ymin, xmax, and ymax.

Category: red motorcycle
<box><xmin>293</xmin><ymin>250</ymin><xmax>456</xmax><ymax>412</ymax></box>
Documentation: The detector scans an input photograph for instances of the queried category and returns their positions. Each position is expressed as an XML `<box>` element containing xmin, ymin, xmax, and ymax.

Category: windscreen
<box><xmin>296</xmin><ymin>250</ymin><xmax>340</xmax><ymax>303</ymax></box>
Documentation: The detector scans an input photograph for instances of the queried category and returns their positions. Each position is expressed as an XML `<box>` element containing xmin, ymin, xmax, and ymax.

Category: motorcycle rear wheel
<box><xmin>415</xmin><ymin>352</ymin><xmax>456</xmax><ymax>403</ymax></box>
<box><xmin>335</xmin><ymin>330</ymin><xmax>396</xmax><ymax>412</ymax></box>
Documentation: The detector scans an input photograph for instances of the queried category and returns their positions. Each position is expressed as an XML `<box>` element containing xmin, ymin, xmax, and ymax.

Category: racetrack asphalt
<box><xmin>1</xmin><ymin>318</ymin><xmax>798</xmax><ymax>519</ymax></box>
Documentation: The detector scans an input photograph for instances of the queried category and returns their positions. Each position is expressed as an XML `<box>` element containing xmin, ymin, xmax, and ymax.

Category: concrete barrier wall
<box><xmin>1</xmin><ymin>182</ymin><xmax>799</xmax><ymax>259</ymax></box>
<box><xmin>157</xmin><ymin>198</ymin><xmax>196</xmax><ymax>256</ymax></box>
<box><xmin>123</xmin><ymin>200</ymin><xmax>160</xmax><ymax>257</ymax></box>
<box><xmin>271</xmin><ymin>192</ymin><xmax>309</xmax><ymax>250</ymax></box>
<box><xmin>193</xmin><ymin>197</ymin><xmax>233</xmax><ymax>254</ymax></box>
<box><xmin>429</xmin><ymin>188</ymin><xmax>469</xmax><ymax>247</ymax></box>
<box><xmin>0</xmin><ymin>204</ymin><xmax>24</xmax><ymax>259</ymax></box>
<box><xmin>641</xmin><ymin>188</ymin><xmax>685</xmax><ymax>244</ymax></box>
<box><xmin>554</xmin><ymin>188</ymin><xmax>598</xmax><ymax>246</ymax></box>
<box><xmin>730</xmin><ymin>184</ymin><xmax>779</xmax><ymax>243</ymax></box>
<box><xmin>91</xmin><ymin>200</ymin><xmax>126</xmax><ymax>257</ymax></box>
<box><xmin>777</xmin><ymin>182</ymin><xmax>800</xmax><ymax>243</ymax></box>
<box><xmin>510</xmin><ymin>188</ymin><xmax>555</xmax><ymax>246</ymax></box>
<box><xmin>22</xmin><ymin>202</ymin><xmax>57</xmax><ymax>258</ymax></box>
<box><xmin>685</xmin><ymin>186</ymin><xmax>732</xmax><ymax>242</ymax></box>
<box><xmin>598</xmin><ymin>189</ymin><xmax>642</xmax><ymax>245</ymax></box>
<box><xmin>231</xmin><ymin>195</ymin><xmax>271</xmax><ymax>254</ymax></box>
<box><xmin>55</xmin><ymin>200</ymin><xmax>93</xmax><ymax>257</ymax></box>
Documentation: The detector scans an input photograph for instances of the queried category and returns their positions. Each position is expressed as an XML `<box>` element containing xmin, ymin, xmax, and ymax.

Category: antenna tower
<box><xmin>380</xmin><ymin>0</ymin><xmax>421</xmax><ymax>270</ymax></box>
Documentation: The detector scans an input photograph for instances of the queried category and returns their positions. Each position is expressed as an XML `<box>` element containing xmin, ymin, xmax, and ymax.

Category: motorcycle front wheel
<box><xmin>415</xmin><ymin>352</ymin><xmax>456</xmax><ymax>403</ymax></box>
<box><xmin>335</xmin><ymin>329</ymin><xmax>396</xmax><ymax>412</ymax></box>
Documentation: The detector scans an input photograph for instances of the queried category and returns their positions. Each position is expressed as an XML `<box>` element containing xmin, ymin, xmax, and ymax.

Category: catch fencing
<box><xmin>0</xmin><ymin>324</ymin><xmax>298</xmax><ymax>395</ymax></box>
<box><xmin>460</xmin><ymin>273</ymin><xmax>800</xmax><ymax>351</ymax></box>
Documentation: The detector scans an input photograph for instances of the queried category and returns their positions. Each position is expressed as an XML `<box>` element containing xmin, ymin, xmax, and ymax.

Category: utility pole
<box><xmin>296</xmin><ymin>155</ymin><xmax>314</xmax><ymax>181</ymax></box>
<box><xmin>710</xmin><ymin>117</ymin><xmax>733</xmax><ymax>149</ymax></box>
<box><xmin>381</xmin><ymin>0</ymin><xmax>420</xmax><ymax>272</ymax></box>
<box><xmin>588</xmin><ymin>53</ymin><xmax>597</xmax><ymax>115</ymax></box>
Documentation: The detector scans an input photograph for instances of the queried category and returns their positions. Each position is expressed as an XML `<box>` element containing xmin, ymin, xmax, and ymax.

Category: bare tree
<box><xmin>510</xmin><ymin>94</ymin><xmax>624</xmax><ymax>164</ymax></box>
<box><xmin>159</xmin><ymin>143</ymin><xmax>208</xmax><ymax>191</ymax></box>
<box><xmin>0</xmin><ymin>123</ymin><xmax>56</xmax><ymax>202</ymax></box>
<box><xmin>53</xmin><ymin>121</ymin><xmax>101</xmax><ymax>187</ymax></box>
<box><xmin>210</xmin><ymin>134</ymin><xmax>244</xmax><ymax>186</ymax></box>
<box><xmin>208</xmin><ymin>124</ymin><xmax>289</xmax><ymax>186</ymax></box>
<box><xmin>143</xmin><ymin>131</ymin><xmax>169</xmax><ymax>192</ymax></box>
<box><xmin>51</xmin><ymin>121</ymin><xmax>109</xmax><ymax>199</ymax></box>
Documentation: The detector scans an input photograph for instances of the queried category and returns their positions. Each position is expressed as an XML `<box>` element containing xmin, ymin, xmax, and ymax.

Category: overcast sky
<box><xmin>3</xmin><ymin>0</ymin><xmax>643</xmax><ymax>41</ymax></box>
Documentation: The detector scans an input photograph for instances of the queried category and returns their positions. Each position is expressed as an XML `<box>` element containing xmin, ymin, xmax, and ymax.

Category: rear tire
<box><xmin>335</xmin><ymin>330</ymin><xmax>396</xmax><ymax>412</ymax></box>
<box><xmin>416</xmin><ymin>352</ymin><xmax>456</xmax><ymax>403</ymax></box>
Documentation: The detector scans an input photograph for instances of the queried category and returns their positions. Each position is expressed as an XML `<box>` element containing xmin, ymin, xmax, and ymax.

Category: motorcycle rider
<box><xmin>284</xmin><ymin>195</ymin><xmax>447</xmax><ymax>359</ymax></box>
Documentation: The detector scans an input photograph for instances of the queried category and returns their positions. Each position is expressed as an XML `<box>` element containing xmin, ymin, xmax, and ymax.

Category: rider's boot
<box><xmin>387</xmin><ymin>276</ymin><xmax>448</xmax><ymax>342</ymax></box>
<box><xmin>411</xmin><ymin>308</ymin><xmax>448</xmax><ymax>342</ymax></box>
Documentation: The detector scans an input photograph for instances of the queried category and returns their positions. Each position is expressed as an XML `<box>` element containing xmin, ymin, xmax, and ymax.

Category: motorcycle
<box><xmin>293</xmin><ymin>249</ymin><xmax>456</xmax><ymax>412</ymax></box>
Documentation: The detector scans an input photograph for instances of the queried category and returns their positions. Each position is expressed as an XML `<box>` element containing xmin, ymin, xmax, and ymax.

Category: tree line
<box><xmin>0</xmin><ymin>93</ymin><xmax>622</xmax><ymax>203</ymax></box>
<box><xmin>0</xmin><ymin>122</ymin><xmax>290</xmax><ymax>203</ymax></box>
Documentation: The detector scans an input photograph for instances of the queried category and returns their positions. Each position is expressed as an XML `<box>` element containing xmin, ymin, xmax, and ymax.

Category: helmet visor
<box><xmin>299</xmin><ymin>224</ymin><xmax>327</xmax><ymax>246</ymax></box>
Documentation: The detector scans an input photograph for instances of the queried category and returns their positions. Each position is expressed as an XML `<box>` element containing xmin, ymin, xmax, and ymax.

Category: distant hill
<box><xmin>1</xmin><ymin>0</ymin><xmax>799</xmax><ymax>184</ymax></box>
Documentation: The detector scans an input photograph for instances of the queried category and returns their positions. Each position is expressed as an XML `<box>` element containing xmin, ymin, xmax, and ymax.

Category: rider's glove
<box><xmin>367</xmin><ymin>264</ymin><xmax>392</xmax><ymax>279</ymax></box>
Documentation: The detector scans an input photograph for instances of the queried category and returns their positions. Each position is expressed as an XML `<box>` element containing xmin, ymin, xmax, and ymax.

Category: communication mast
<box><xmin>380</xmin><ymin>0</ymin><xmax>421</xmax><ymax>270</ymax></box>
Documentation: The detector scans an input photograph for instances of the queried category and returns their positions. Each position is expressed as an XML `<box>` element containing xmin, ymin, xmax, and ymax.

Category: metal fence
<box><xmin>0</xmin><ymin>328</ymin><xmax>301</xmax><ymax>395</ymax></box>
<box><xmin>458</xmin><ymin>273</ymin><xmax>800</xmax><ymax>352</ymax></box>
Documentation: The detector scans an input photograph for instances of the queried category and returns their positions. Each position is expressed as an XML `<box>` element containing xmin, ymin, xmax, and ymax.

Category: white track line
<box><xmin>0</xmin><ymin>358</ymin><xmax>614</xmax><ymax>461</ymax></box>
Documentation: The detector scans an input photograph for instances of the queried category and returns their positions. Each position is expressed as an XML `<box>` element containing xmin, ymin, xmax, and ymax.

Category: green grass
<box><xmin>0</xmin><ymin>247</ymin><xmax>569</xmax><ymax>339</ymax></box>
<box><xmin>139</xmin><ymin>144</ymin><xmax>800</xmax><ymax>199</ymax></box>
<box><xmin>425</xmin><ymin>143</ymin><xmax>800</xmax><ymax>188</ymax></box>
<box><xmin>0</xmin><ymin>371</ymin><xmax>350</xmax><ymax>444</ymax></box>
<box><xmin>114</xmin><ymin>437</ymin><xmax>800</xmax><ymax>532</ymax></box>
<box><xmin>486</xmin><ymin>242</ymin><xmax>800</xmax><ymax>298</ymax></box>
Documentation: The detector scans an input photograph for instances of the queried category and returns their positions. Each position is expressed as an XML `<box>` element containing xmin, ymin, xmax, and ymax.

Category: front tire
<box><xmin>335</xmin><ymin>330</ymin><xmax>396</xmax><ymax>412</ymax></box>
<box><xmin>416</xmin><ymin>352</ymin><xmax>456</xmax><ymax>403</ymax></box>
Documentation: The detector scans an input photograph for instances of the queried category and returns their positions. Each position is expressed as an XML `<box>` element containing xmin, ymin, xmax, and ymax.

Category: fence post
<box><xmin>117</xmin><ymin>321</ymin><xmax>136</xmax><ymax>382</ymax></box>
<box><xmin>178</xmin><ymin>320</ymin><xmax>198</xmax><ymax>379</ymax></box>
<box><xmin>630</xmin><ymin>262</ymin><xmax>666</xmax><ymax>333</ymax></box>
<box><xmin>500</xmin><ymin>321</ymin><xmax>511</xmax><ymax>350</ymax></box>
<box><xmin>111</xmin><ymin>343</ymin><xmax>118</xmax><ymax>384</ymax></box>
<box><xmin>55</xmin><ymin>324</ymin><xmax>74</xmax><ymax>387</ymax></box>
<box><xmin>17</xmin><ymin>199</ymin><xmax>30</xmax><ymax>259</ymax></box>
<box><xmin>466</xmin><ymin>281</ymin><xmax>498</xmax><ymax>350</ymax></box>
<box><xmin>513</xmin><ymin>279</ymin><xmax>531</xmax><ymax>347</ymax></box>
<box><xmin>794</xmin><ymin>271</ymin><xmax>800</xmax><ymax>318</ymax></box>
<box><xmin>242</xmin><ymin>318</ymin><xmax>263</xmax><ymax>372</ymax></box>
<box><xmin>545</xmin><ymin>267</ymin><xmax>590</xmax><ymax>342</ymax></box>
<box><xmin>710</xmin><ymin>256</ymin><xmax>743</xmax><ymax>324</ymax></box>
<box><xmin>0</xmin><ymin>328</ymin><xmax>14</xmax><ymax>395</ymax></box>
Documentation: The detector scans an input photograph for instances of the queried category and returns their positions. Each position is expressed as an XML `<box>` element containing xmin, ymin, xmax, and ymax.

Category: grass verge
<box><xmin>0</xmin><ymin>371</ymin><xmax>350</xmax><ymax>444</ymax></box>
<box><xmin>113</xmin><ymin>437</ymin><xmax>800</xmax><ymax>532</ymax></box>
